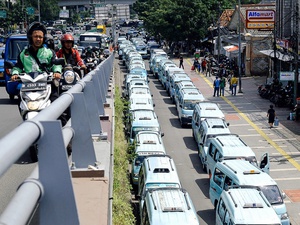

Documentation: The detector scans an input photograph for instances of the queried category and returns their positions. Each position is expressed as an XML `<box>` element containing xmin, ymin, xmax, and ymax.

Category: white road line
<box><xmin>239</xmin><ymin>134</ymin><xmax>261</xmax><ymax>137</ymax></box>
<box><xmin>272</xmin><ymin>138</ymin><xmax>297</xmax><ymax>141</ymax></box>
<box><xmin>274</xmin><ymin>177</ymin><xmax>300</xmax><ymax>181</ymax></box>
<box><xmin>272</xmin><ymin>152</ymin><xmax>300</xmax><ymax>155</ymax></box>
<box><xmin>270</xmin><ymin>168</ymin><xmax>298</xmax><ymax>172</ymax></box>
<box><xmin>229</xmin><ymin>124</ymin><xmax>251</xmax><ymax>126</ymax></box>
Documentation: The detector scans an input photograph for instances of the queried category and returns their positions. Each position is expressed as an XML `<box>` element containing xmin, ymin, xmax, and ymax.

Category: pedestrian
<box><xmin>227</xmin><ymin>71</ymin><xmax>233</xmax><ymax>91</ymax></box>
<box><xmin>267</xmin><ymin>104</ymin><xmax>276</xmax><ymax>128</ymax></box>
<box><xmin>179</xmin><ymin>55</ymin><xmax>184</xmax><ymax>69</ymax></box>
<box><xmin>201</xmin><ymin>58</ymin><xmax>207</xmax><ymax>73</ymax></box>
<box><xmin>213</xmin><ymin>76</ymin><xmax>220</xmax><ymax>97</ymax></box>
<box><xmin>230</xmin><ymin>75</ymin><xmax>238</xmax><ymax>96</ymax></box>
<box><xmin>193</xmin><ymin>58</ymin><xmax>200</xmax><ymax>72</ymax></box>
<box><xmin>219</xmin><ymin>76</ymin><xmax>226</xmax><ymax>96</ymax></box>
<box><xmin>206</xmin><ymin>59</ymin><xmax>211</xmax><ymax>77</ymax></box>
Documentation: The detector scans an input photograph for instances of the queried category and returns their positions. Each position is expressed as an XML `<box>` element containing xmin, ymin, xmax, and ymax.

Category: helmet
<box><xmin>61</xmin><ymin>34</ymin><xmax>74</xmax><ymax>46</ymax></box>
<box><xmin>86</xmin><ymin>46</ymin><xmax>93</xmax><ymax>52</ymax></box>
<box><xmin>27</xmin><ymin>21</ymin><xmax>47</xmax><ymax>45</ymax></box>
<box><xmin>45</xmin><ymin>34</ymin><xmax>54</xmax><ymax>50</ymax></box>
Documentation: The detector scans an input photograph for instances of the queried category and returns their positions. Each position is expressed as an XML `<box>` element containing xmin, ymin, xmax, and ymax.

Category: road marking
<box><xmin>239</xmin><ymin>134</ymin><xmax>261</xmax><ymax>137</ymax></box>
<box><xmin>272</xmin><ymin>152</ymin><xmax>300</xmax><ymax>155</ymax></box>
<box><xmin>272</xmin><ymin>138</ymin><xmax>297</xmax><ymax>141</ymax></box>
<box><xmin>187</xmin><ymin>58</ymin><xmax>300</xmax><ymax>172</ymax></box>
<box><xmin>274</xmin><ymin>177</ymin><xmax>300</xmax><ymax>181</ymax></box>
<box><xmin>270</xmin><ymin>168</ymin><xmax>298</xmax><ymax>172</ymax></box>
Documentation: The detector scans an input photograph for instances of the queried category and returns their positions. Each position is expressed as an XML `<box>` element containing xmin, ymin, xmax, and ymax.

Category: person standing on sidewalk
<box><xmin>213</xmin><ymin>76</ymin><xmax>220</xmax><ymax>97</ymax></box>
<box><xmin>219</xmin><ymin>76</ymin><xmax>226</xmax><ymax>96</ymax></box>
<box><xmin>267</xmin><ymin>104</ymin><xmax>276</xmax><ymax>128</ymax></box>
<box><xmin>201</xmin><ymin>58</ymin><xmax>207</xmax><ymax>74</ymax></box>
<box><xmin>230</xmin><ymin>75</ymin><xmax>238</xmax><ymax>95</ymax></box>
<box><xmin>179</xmin><ymin>55</ymin><xmax>184</xmax><ymax>69</ymax></box>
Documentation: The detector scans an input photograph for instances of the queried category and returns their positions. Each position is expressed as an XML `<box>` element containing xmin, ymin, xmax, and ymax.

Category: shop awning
<box><xmin>223</xmin><ymin>45</ymin><xmax>238</xmax><ymax>52</ymax></box>
<box><xmin>259</xmin><ymin>50</ymin><xmax>294</xmax><ymax>62</ymax></box>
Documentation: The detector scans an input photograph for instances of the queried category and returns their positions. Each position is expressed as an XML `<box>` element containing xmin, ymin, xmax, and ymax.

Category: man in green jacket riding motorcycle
<box><xmin>11</xmin><ymin>21</ymin><xmax>62</xmax><ymax>101</ymax></box>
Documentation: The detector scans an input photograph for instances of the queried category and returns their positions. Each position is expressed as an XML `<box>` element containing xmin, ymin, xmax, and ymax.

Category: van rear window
<box><xmin>8</xmin><ymin>39</ymin><xmax>28</xmax><ymax>60</ymax></box>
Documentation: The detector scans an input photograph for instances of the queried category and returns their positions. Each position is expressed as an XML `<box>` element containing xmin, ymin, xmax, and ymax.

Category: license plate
<box><xmin>21</xmin><ymin>82</ymin><xmax>47</xmax><ymax>91</ymax></box>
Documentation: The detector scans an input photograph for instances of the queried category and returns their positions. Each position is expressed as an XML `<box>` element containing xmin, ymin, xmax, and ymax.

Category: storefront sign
<box><xmin>246</xmin><ymin>10</ymin><xmax>275</xmax><ymax>30</ymax></box>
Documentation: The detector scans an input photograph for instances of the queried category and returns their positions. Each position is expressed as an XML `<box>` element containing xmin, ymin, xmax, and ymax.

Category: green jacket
<box><xmin>12</xmin><ymin>46</ymin><xmax>62</xmax><ymax>75</ymax></box>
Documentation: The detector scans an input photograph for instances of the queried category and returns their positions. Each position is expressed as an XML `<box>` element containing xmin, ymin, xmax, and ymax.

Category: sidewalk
<box><xmin>182</xmin><ymin>57</ymin><xmax>300</xmax><ymax>140</ymax></box>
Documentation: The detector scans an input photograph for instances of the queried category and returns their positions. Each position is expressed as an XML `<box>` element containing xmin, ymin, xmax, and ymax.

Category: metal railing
<box><xmin>0</xmin><ymin>54</ymin><xmax>114</xmax><ymax>225</ymax></box>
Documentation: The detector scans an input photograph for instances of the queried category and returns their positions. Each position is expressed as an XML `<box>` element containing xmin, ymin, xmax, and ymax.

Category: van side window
<box><xmin>224</xmin><ymin>211</ymin><xmax>232</xmax><ymax>225</ymax></box>
<box><xmin>214</xmin><ymin>150</ymin><xmax>222</xmax><ymax>161</ymax></box>
<box><xmin>218</xmin><ymin>198</ymin><xmax>227</xmax><ymax>222</ymax></box>
<box><xmin>224</xmin><ymin>176</ymin><xmax>232</xmax><ymax>190</ymax></box>
<box><xmin>209</xmin><ymin>144</ymin><xmax>216</xmax><ymax>158</ymax></box>
<box><xmin>213</xmin><ymin>168</ymin><xmax>225</xmax><ymax>187</ymax></box>
<box><xmin>141</xmin><ymin>204</ymin><xmax>150</xmax><ymax>225</ymax></box>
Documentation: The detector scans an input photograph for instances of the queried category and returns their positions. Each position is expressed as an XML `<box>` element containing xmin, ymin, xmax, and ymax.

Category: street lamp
<box><xmin>237</xmin><ymin>0</ymin><xmax>243</xmax><ymax>93</ymax></box>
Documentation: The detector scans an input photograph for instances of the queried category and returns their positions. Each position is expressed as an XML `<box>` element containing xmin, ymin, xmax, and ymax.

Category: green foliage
<box><xmin>133</xmin><ymin>0</ymin><xmax>261</xmax><ymax>43</ymax></box>
<box><xmin>113</xmin><ymin>87</ymin><xmax>136</xmax><ymax>225</ymax></box>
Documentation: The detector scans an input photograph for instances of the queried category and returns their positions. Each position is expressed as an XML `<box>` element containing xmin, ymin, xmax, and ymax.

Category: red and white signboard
<box><xmin>246</xmin><ymin>9</ymin><xmax>275</xmax><ymax>30</ymax></box>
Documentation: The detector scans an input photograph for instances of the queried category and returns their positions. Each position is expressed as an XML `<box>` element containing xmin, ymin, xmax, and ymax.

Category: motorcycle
<box><xmin>16</xmin><ymin>71</ymin><xmax>57</xmax><ymax>162</ymax></box>
<box><xmin>85</xmin><ymin>57</ymin><xmax>99</xmax><ymax>73</ymax></box>
<box><xmin>18</xmin><ymin>71</ymin><xmax>55</xmax><ymax>120</ymax></box>
<box><xmin>58</xmin><ymin>64</ymin><xmax>82</xmax><ymax>94</ymax></box>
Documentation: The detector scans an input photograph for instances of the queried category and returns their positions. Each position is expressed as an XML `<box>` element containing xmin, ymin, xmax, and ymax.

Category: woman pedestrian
<box><xmin>267</xmin><ymin>104</ymin><xmax>276</xmax><ymax>128</ymax></box>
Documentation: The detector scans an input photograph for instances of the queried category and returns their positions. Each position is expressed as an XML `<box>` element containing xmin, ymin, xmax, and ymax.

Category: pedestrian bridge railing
<box><xmin>0</xmin><ymin>54</ymin><xmax>114</xmax><ymax>225</ymax></box>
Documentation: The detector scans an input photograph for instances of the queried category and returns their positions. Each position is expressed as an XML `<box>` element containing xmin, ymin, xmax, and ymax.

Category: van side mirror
<box><xmin>160</xmin><ymin>132</ymin><xmax>164</xmax><ymax>137</ymax></box>
<box><xmin>282</xmin><ymin>192</ymin><xmax>286</xmax><ymax>199</ymax></box>
<box><xmin>227</xmin><ymin>122</ymin><xmax>230</xmax><ymax>126</ymax></box>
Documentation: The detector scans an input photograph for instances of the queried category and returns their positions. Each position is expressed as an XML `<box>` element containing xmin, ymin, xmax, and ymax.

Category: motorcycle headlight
<box><xmin>64</xmin><ymin>71</ymin><xmax>75</xmax><ymax>84</ymax></box>
<box><xmin>27</xmin><ymin>101</ymin><xmax>39</xmax><ymax>110</ymax></box>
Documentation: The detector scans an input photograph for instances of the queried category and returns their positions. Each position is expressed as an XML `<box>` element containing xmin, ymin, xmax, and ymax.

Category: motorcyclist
<box><xmin>84</xmin><ymin>45</ymin><xmax>97</xmax><ymax>59</ymax></box>
<box><xmin>56</xmin><ymin>33</ymin><xmax>87</xmax><ymax>71</ymax></box>
<box><xmin>11</xmin><ymin>21</ymin><xmax>62</xmax><ymax>101</ymax></box>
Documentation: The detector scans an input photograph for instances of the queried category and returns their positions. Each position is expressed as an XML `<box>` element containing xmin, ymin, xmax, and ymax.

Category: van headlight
<box><xmin>280</xmin><ymin>213</ymin><xmax>289</xmax><ymax>220</ymax></box>
<box><xmin>64</xmin><ymin>71</ymin><xmax>75</xmax><ymax>84</ymax></box>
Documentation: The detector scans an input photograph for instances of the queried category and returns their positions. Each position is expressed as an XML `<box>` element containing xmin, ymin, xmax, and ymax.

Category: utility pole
<box><xmin>238</xmin><ymin>0</ymin><xmax>243</xmax><ymax>93</ymax></box>
<box><xmin>293</xmin><ymin>1</ymin><xmax>299</xmax><ymax>105</ymax></box>
<box><xmin>217</xmin><ymin>2</ymin><xmax>221</xmax><ymax>64</ymax></box>
<box><xmin>273</xmin><ymin>19</ymin><xmax>277</xmax><ymax>79</ymax></box>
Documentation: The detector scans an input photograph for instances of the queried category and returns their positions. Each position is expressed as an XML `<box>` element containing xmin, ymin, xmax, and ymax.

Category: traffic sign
<box><xmin>0</xmin><ymin>10</ymin><xmax>7</xmax><ymax>19</ymax></box>
<box><xmin>27</xmin><ymin>7</ymin><xmax>34</xmax><ymax>15</ymax></box>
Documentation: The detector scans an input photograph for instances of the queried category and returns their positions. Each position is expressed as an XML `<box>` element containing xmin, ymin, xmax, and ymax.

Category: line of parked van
<box><xmin>148</xmin><ymin>49</ymin><xmax>290</xmax><ymax>225</ymax></box>
<box><xmin>119</xmin><ymin>39</ymin><xmax>200</xmax><ymax>225</ymax></box>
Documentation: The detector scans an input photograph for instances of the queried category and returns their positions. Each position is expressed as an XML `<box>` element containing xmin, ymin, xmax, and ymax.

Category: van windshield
<box><xmin>146</xmin><ymin>183</ymin><xmax>180</xmax><ymax>189</ymax></box>
<box><xmin>132</xmin><ymin>127</ymin><xmax>159</xmax><ymax>139</ymax></box>
<box><xmin>260</xmin><ymin>185</ymin><xmax>283</xmax><ymax>205</ymax></box>
<box><xmin>183</xmin><ymin>100</ymin><xmax>199</xmax><ymax>110</ymax></box>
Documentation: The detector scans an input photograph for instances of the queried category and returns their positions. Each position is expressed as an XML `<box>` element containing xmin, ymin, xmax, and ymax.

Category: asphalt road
<box><xmin>120</xmin><ymin>56</ymin><xmax>300</xmax><ymax>225</ymax></box>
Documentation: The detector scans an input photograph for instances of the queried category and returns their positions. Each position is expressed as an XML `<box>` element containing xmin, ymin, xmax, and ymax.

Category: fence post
<box><xmin>38</xmin><ymin>121</ymin><xmax>79</xmax><ymax>225</ymax></box>
<box><xmin>71</xmin><ymin>93</ymin><xmax>97</xmax><ymax>168</ymax></box>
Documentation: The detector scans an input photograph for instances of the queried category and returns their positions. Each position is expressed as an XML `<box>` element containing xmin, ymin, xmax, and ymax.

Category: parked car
<box><xmin>0</xmin><ymin>46</ymin><xmax>5</xmax><ymax>84</ymax></box>
<box><xmin>3</xmin><ymin>34</ymin><xmax>28</xmax><ymax>100</ymax></box>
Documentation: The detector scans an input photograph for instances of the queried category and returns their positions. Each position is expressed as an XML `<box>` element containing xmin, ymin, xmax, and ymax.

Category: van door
<box><xmin>259</xmin><ymin>152</ymin><xmax>270</xmax><ymax>174</ymax></box>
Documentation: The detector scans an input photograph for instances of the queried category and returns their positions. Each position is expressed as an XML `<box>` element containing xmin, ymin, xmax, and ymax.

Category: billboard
<box><xmin>59</xmin><ymin>10</ymin><xmax>69</xmax><ymax>18</ymax></box>
<box><xmin>246</xmin><ymin>9</ymin><xmax>275</xmax><ymax>30</ymax></box>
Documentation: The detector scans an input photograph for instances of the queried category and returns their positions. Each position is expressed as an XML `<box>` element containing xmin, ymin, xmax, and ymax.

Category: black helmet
<box><xmin>45</xmin><ymin>34</ymin><xmax>54</xmax><ymax>50</ymax></box>
<box><xmin>27</xmin><ymin>21</ymin><xmax>47</xmax><ymax>45</ymax></box>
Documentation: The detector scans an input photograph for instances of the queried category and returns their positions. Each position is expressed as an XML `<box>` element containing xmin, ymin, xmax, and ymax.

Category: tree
<box><xmin>25</xmin><ymin>0</ymin><xmax>60</xmax><ymax>21</ymax></box>
<box><xmin>133</xmin><ymin>0</ymin><xmax>261</xmax><ymax>44</ymax></box>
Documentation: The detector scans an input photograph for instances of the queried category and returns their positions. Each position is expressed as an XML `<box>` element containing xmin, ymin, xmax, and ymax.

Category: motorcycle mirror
<box><xmin>53</xmin><ymin>58</ymin><xmax>65</xmax><ymax>66</ymax></box>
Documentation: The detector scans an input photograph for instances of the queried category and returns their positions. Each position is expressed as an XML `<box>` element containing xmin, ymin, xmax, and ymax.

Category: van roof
<box><xmin>179</xmin><ymin>88</ymin><xmax>206</xmax><ymax>101</ymax></box>
<box><xmin>209</xmin><ymin>134</ymin><xmax>256</xmax><ymax>158</ymax></box>
<box><xmin>131</xmin><ymin>110</ymin><xmax>160</xmax><ymax>127</ymax></box>
<box><xmin>145</xmin><ymin>188</ymin><xmax>199</xmax><ymax>225</ymax></box>
<box><xmin>221</xmin><ymin>188</ymin><xmax>281</xmax><ymax>224</ymax></box>
<box><xmin>143</xmin><ymin>155</ymin><xmax>181</xmax><ymax>186</ymax></box>
<box><xmin>216</xmin><ymin>160</ymin><xmax>276</xmax><ymax>186</ymax></box>
<box><xmin>195</xmin><ymin>102</ymin><xmax>225</xmax><ymax>119</ymax></box>
<box><xmin>202</xmin><ymin>118</ymin><xmax>231</xmax><ymax>134</ymax></box>
<box><xmin>135</xmin><ymin>132</ymin><xmax>165</xmax><ymax>153</ymax></box>
<box><xmin>129</xmin><ymin>98</ymin><xmax>154</xmax><ymax>111</ymax></box>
